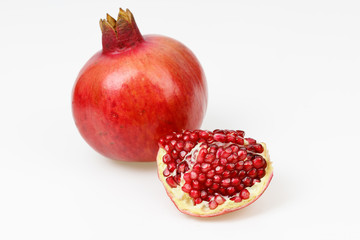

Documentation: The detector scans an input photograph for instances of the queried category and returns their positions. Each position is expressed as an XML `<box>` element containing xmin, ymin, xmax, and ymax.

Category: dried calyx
<box><xmin>100</xmin><ymin>8</ymin><xmax>143</xmax><ymax>52</ymax></box>
<box><xmin>157</xmin><ymin>129</ymin><xmax>273</xmax><ymax>217</ymax></box>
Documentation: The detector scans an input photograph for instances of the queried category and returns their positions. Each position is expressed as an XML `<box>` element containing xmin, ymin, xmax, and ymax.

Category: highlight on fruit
<box><xmin>156</xmin><ymin>129</ymin><xmax>273</xmax><ymax>217</ymax></box>
<box><xmin>72</xmin><ymin>8</ymin><xmax>207</xmax><ymax>161</ymax></box>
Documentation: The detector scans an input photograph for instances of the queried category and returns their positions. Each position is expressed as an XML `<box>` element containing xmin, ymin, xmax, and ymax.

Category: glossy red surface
<box><xmin>72</xmin><ymin>35</ymin><xmax>207</xmax><ymax>161</ymax></box>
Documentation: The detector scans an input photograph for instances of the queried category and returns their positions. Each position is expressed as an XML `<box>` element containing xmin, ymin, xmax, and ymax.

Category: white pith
<box><xmin>157</xmin><ymin>142</ymin><xmax>273</xmax><ymax>217</ymax></box>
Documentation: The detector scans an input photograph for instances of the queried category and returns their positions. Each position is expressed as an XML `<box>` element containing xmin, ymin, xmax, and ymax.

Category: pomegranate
<box><xmin>72</xmin><ymin>9</ymin><xmax>207</xmax><ymax>161</ymax></box>
<box><xmin>156</xmin><ymin>129</ymin><xmax>273</xmax><ymax>217</ymax></box>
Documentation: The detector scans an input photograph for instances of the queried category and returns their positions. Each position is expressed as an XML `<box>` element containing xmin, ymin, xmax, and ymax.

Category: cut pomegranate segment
<box><xmin>156</xmin><ymin>129</ymin><xmax>273</xmax><ymax>217</ymax></box>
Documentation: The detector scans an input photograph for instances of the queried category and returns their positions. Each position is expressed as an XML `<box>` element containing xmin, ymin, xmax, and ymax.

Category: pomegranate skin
<box><xmin>72</xmin><ymin>34</ymin><xmax>207</xmax><ymax>161</ymax></box>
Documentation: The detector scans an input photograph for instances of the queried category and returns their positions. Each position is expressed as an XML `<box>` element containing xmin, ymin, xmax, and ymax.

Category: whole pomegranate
<box><xmin>72</xmin><ymin>9</ymin><xmax>207</xmax><ymax>161</ymax></box>
<box><xmin>157</xmin><ymin>129</ymin><xmax>273</xmax><ymax>217</ymax></box>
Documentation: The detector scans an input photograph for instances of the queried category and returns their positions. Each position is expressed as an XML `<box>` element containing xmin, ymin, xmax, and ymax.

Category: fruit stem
<box><xmin>100</xmin><ymin>8</ymin><xmax>144</xmax><ymax>53</ymax></box>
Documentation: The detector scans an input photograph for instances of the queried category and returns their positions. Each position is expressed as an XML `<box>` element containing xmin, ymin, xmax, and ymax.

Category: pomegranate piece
<box><xmin>156</xmin><ymin>129</ymin><xmax>273</xmax><ymax>217</ymax></box>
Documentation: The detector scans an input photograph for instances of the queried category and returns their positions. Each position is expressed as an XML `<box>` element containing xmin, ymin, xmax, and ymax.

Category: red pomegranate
<box><xmin>72</xmin><ymin>9</ymin><xmax>207</xmax><ymax>161</ymax></box>
<box><xmin>156</xmin><ymin>129</ymin><xmax>273</xmax><ymax>217</ymax></box>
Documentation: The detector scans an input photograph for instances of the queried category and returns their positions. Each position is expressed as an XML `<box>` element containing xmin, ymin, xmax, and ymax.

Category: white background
<box><xmin>1</xmin><ymin>0</ymin><xmax>359</xmax><ymax>239</ymax></box>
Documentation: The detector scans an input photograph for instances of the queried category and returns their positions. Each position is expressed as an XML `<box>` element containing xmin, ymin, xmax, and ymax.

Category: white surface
<box><xmin>1</xmin><ymin>0</ymin><xmax>359</xmax><ymax>239</ymax></box>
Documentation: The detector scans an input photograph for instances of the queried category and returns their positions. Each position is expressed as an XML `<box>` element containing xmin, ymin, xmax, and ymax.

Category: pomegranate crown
<box><xmin>99</xmin><ymin>8</ymin><xmax>144</xmax><ymax>53</ymax></box>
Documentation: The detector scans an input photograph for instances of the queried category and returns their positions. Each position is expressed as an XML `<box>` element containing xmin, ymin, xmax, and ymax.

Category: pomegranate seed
<box><xmin>181</xmin><ymin>183</ymin><xmax>191</xmax><ymax>193</ymax></box>
<box><xmin>238</xmin><ymin>170</ymin><xmax>246</xmax><ymax>179</ymax></box>
<box><xmin>205</xmin><ymin>178</ymin><xmax>213</xmax><ymax>187</ymax></box>
<box><xmin>189</xmin><ymin>132</ymin><xmax>199</xmax><ymax>141</ymax></box>
<box><xmin>162</xmin><ymin>153</ymin><xmax>172</xmax><ymax>164</ymax></box>
<box><xmin>253</xmin><ymin>156</ymin><xmax>266</xmax><ymax>168</ymax></box>
<box><xmin>177</xmin><ymin>162</ymin><xmax>187</xmax><ymax>173</ymax></box>
<box><xmin>197</xmin><ymin>148</ymin><xmax>208</xmax><ymax>163</ymax></box>
<box><xmin>207</xmin><ymin>137</ymin><xmax>214</xmax><ymax>143</ymax></box>
<box><xmin>184</xmin><ymin>141</ymin><xmax>195</xmax><ymax>152</ymax></box>
<box><xmin>236</xmin><ymin>130</ymin><xmax>245</xmax><ymax>137</ymax></box>
<box><xmin>165</xmin><ymin>135</ymin><xmax>174</xmax><ymax>141</ymax></box>
<box><xmin>221</xmin><ymin>178</ymin><xmax>231</xmax><ymax>187</ymax></box>
<box><xmin>209</xmin><ymin>200</ymin><xmax>218</xmax><ymax>210</ymax></box>
<box><xmin>236</xmin><ymin>184</ymin><xmax>245</xmax><ymax>191</ymax></box>
<box><xmin>253</xmin><ymin>178</ymin><xmax>261</xmax><ymax>185</ymax></box>
<box><xmin>170</xmin><ymin>139</ymin><xmax>176</xmax><ymax>147</ymax></box>
<box><xmin>192</xmin><ymin>163</ymin><xmax>201</xmax><ymax>173</ymax></box>
<box><xmin>257</xmin><ymin>168</ymin><xmax>266</xmax><ymax>178</ymax></box>
<box><xmin>245</xmin><ymin>138</ymin><xmax>256</xmax><ymax>145</ymax></box>
<box><xmin>235</xmin><ymin>136</ymin><xmax>244</xmax><ymax>145</ymax></box>
<box><xmin>190</xmin><ymin>190</ymin><xmax>200</xmax><ymax>198</ymax></box>
<box><xmin>226</xmin><ymin>163</ymin><xmax>235</xmax><ymax>171</ymax></box>
<box><xmin>179</xmin><ymin>150</ymin><xmax>187</xmax><ymax>158</ymax></box>
<box><xmin>200</xmin><ymin>190</ymin><xmax>208</xmax><ymax>199</ymax></box>
<box><xmin>246</xmin><ymin>153</ymin><xmax>254</xmax><ymax>161</ymax></box>
<box><xmin>215</xmin><ymin>195</ymin><xmax>225</xmax><ymax>205</ymax></box>
<box><xmin>231</xmin><ymin>177</ymin><xmax>240</xmax><ymax>186</ymax></box>
<box><xmin>213</xmin><ymin>175</ymin><xmax>221</xmax><ymax>183</ymax></box>
<box><xmin>207</xmin><ymin>190</ymin><xmax>214</xmax><ymax>196</ymax></box>
<box><xmin>218</xmin><ymin>187</ymin><xmax>226</xmax><ymax>195</ymax></box>
<box><xmin>213</xmin><ymin>133</ymin><xmax>226</xmax><ymax>142</ymax></box>
<box><xmin>227</xmin><ymin>186</ymin><xmax>236</xmax><ymax>195</ymax></box>
<box><xmin>231</xmin><ymin>195</ymin><xmax>242</xmax><ymax>202</ymax></box>
<box><xmin>176</xmin><ymin>133</ymin><xmax>183</xmax><ymax>139</ymax></box>
<box><xmin>201</xmin><ymin>163</ymin><xmax>211</xmax><ymax>172</ymax></box>
<box><xmin>226</xmin><ymin>133</ymin><xmax>236</xmax><ymax>142</ymax></box>
<box><xmin>220</xmin><ymin>151</ymin><xmax>231</xmax><ymax>159</ymax></box>
<box><xmin>198</xmin><ymin>130</ymin><xmax>210</xmax><ymax>139</ymax></box>
<box><xmin>247</xmin><ymin>168</ymin><xmax>258</xmax><ymax>178</ymax></box>
<box><xmin>204</xmin><ymin>153</ymin><xmax>216</xmax><ymax>163</ymax></box>
<box><xmin>213</xmin><ymin>129</ymin><xmax>223</xmax><ymax>133</ymax></box>
<box><xmin>198</xmin><ymin>173</ymin><xmax>206</xmax><ymax>182</ymax></box>
<box><xmin>183</xmin><ymin>172</ymin><xmax>191</xmax><ymax>183</ymax></box>
<box><xmin>183</xmin><ymin>130</ymin><xmax>191</xmax><ymax>135</ymax></box>
<box><xmin>212</xmin><ymin>159</ymin><xmax>220</xmax><ymax>167</ymax></box>
<box><xmin>174</xmin><ymin>174</ymin><xmax>181</xmax><ymax>184</ymax></box>
<box><xmin>238</xmin><ymin>149</ymin><xmax>247</xmax><ymax>161</ymax></box>
<box><xmin>242</xmin><ymin>177</ymin><xmax>252</xmax><ymax>187</ymax></box>
<box><xmin>208</xmin><ymin>145</ymin><xmax>218</xmax><ymax>153</ymax></box>
<box><xmin>168</xmin><ymin>162</ymin><xmax>176</xmax><ymax>172</ymax></box>
<box><xmin>222</xmin><ymin>170</ymin><xmax>231</xmax><ymax>178</ymax></box>
<box><xmin>206</xmin><ymin>170</ymin><xmax>215</xmax><ymax>178</ymax></box>
<box><xmin>159</xmin><ymin>137</ymin><xmax>166</xmax><ymax>147</ymax></box>
<box><xmin>253</xmin><ymin>144</ymin><xmax>264</xmax><ymax>153</ymax></box>
<box><xmin>230</xmin><ymin>144</ymin><xmax>240</xmax><ymax>153</ymax></box>
<box><xmin>163</xmin><ymin>167</ymin><xmax>171</xmax><ymax>177</ymax></box>
<box><xmin>216</xmin><ymin>147</ymin><xmax>224</xmax><ymax>158</ymax></box>
<box><xmin>230</xmin><ymin>170</ymin><xmax>238</xmax><ymax>177</ymax></box>
<box><xmin>190</xmin><ymin>171</ymin><xmax>198</xmax><ymax>180</ymax></box>
<box><xmin>211</xmin><ymin>183</ymin><xmax>220</xmax><ymax>190</ymax></box>
<box><xmin>171</xmin><ymin>149</ymin><xmax>178</xmax><ymax>159</ymax></box>
<box><xmin>215</xmin><ymin>166</ymin><xmax>225</xmax><ymax>174</ymax></box>
<box><xmin>227</xmin><ymin>154</ymin><xmax>238</xmax><ymax>163</ymax></box>
<box><xmin>235</xmin><ymin>161</ymin><xmax>244</xmax><ymax>170</ymax></box>
<box><xmin>166</xmin><ymin>176</ymin><xmax>178</xmax><ymax>188</ymax></box>
<box><xmin>240</xmin><ymin>189</ymin><xmax>250</xmax><ymax>199</ymax></box>
<box><xmin>244</xmin><ymin>161</ymin><xmax>253</xmax><ymax>171</ymax></box>
<box><xmin>194</xmin><ymin>198</ymin><xmax>203</xmax><ymax>205</ymax></box>
<box><xmin>183</xmin><ymin>135</ymin><xmax>190</xmax><ymax>141</ymax></box>
<box><xmin>220</xmin><ymin>158</ymin><xmax>228</xmax><ymax>165</ymax></box>
<box><xmin>192</xmin><ymin>180</ymin><xmax>200</xmax><ymax>190</ymax></box>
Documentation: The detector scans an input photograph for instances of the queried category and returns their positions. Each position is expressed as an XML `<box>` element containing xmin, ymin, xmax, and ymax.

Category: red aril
<box><xmin>157</xmin><ymin>129</ymin><xmax>273</xmax><ymax>217</ymax></box>
<box><xmin>72</xmin><ymin>9</ymin><xmax>207</xmax><ymax>161</ymax></box>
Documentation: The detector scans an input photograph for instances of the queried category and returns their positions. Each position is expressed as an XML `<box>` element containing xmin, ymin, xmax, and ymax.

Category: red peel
<box><xmin>72</xmin><ymin>8</ymin><xmax>207</xmax><ymax>161</ymax></box>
